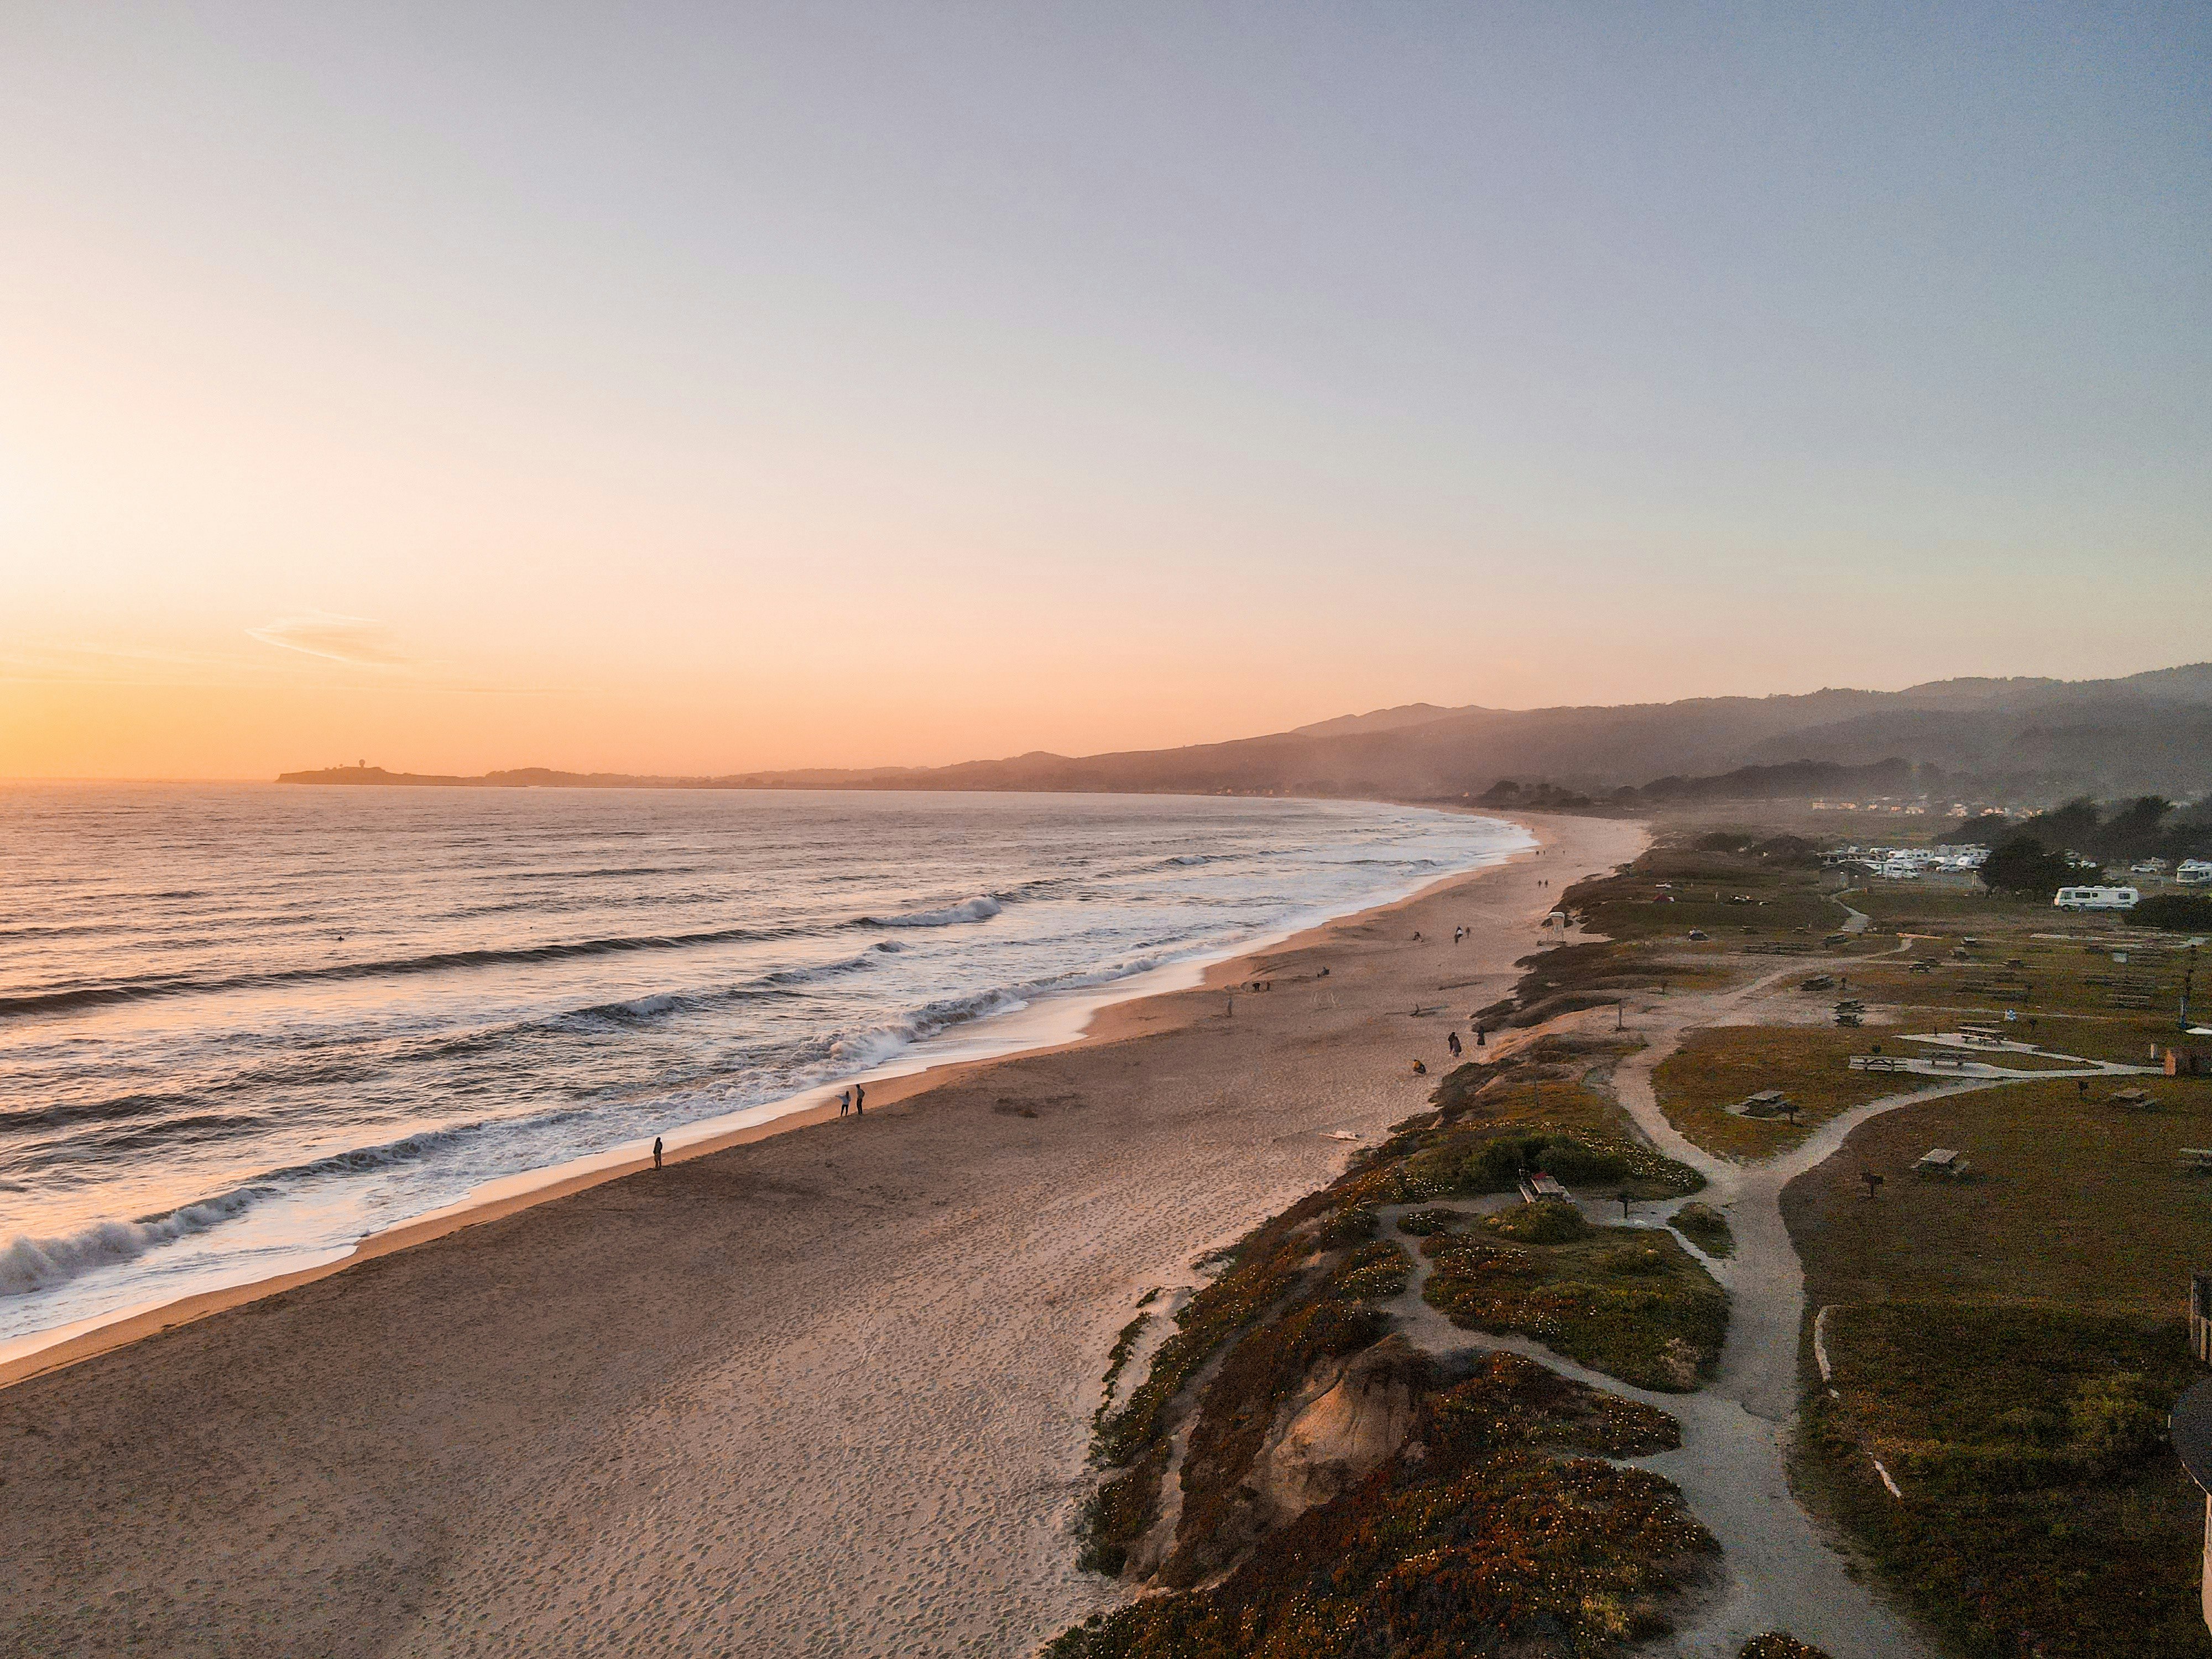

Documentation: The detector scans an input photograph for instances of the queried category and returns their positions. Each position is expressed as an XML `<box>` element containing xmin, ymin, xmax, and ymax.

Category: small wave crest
<box><xmin>0</xmin><ymin>921</ymin><xmax>808</xmax><ymax>1022</ymax></box>
<box><xmin>868</xmin><ymin>895</ymin><xmax>1003</xmax><ymax>929</ymax></box>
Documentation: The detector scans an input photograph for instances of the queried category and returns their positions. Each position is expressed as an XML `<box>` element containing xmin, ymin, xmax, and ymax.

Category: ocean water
<box><xmin>0</xmin><ymin>785</ymin><xmax>1526</xmax><ymax>1350</ymax></box>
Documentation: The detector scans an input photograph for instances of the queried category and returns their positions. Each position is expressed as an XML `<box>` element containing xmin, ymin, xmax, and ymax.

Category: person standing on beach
<box><xmin>839</xmin><ymin>1089</ymin><xmax>851</xmax><ymax>1117</ymax></box>
<box><xmin>652</xmin><ymin>1136</ymin><xmax>663</xmax><ymax>1170</ymax></box>
<box><xmin>854</xmin><ymin>1084</ymin><xmax>866</xmax><ymax>1116</ymax></box>
<box><xmin>1448</xmin><ymin>1030</ymin><xmax>1462</xmax><ymax>1058</ymax></box>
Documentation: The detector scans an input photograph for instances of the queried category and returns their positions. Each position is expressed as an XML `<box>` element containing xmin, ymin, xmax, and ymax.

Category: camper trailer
<box><xmin>2053</xmin><ymin>885</ymin><xmax>2140</xmax><ymax>911</ymax></box>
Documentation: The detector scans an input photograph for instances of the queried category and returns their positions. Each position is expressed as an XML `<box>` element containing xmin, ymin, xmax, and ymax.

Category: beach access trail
<box><xmin>0</xmin><ymin>813</ymin><xmax>1638</xmax><ymax>1658</ymax></box>
<box><xmin>1485</xmin><ymin>941</ymin><xmax>2148</xmax><ymax>1656</ymax></box>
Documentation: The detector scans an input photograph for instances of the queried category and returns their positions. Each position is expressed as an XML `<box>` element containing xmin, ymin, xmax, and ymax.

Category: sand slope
<box><xmin>0</xmin><ymin>813</ymin><xmax>1640</xmax><ymax>1658</ymax></box>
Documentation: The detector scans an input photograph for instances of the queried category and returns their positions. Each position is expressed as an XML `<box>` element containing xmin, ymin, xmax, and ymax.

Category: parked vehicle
<box><xmin>2053</xmin><ymin>885</ymin><xmax>2140</xmax><ymax>911</ymax></box>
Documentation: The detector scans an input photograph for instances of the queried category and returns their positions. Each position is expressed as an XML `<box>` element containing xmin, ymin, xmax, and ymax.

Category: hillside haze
<box><xmin>281</xmin><ymin>663</ymin><xmax>2212</xmax><ymax>805</ymax></box>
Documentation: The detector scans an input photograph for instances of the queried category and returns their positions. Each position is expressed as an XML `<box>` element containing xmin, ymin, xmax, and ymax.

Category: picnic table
<box><xmin>2179</xmin><ymin>1148</ymin><xmax>2212</xmax><ymax>1176</ymax></box>
<box><xmin>1914</xmin><ymin>1147</ymin><xmax>1969</xmax><ymax>1180</ymax></box>
<box><xmin>1851</xmin><ymin>1055</ymin><xmax>1907</xmax><ymax>1073</ymax></box>
<box><xmin>1734</xmin><ymin>1090</ymin><xmax>1795</xmax><ymax>1119</ymax></box>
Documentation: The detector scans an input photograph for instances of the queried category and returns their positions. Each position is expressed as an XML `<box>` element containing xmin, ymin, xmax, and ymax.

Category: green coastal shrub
<box><xmin>1427</xmin><ymin>1226</ymin><xmax>1727</xmax><ymax>1392</ymax></box>
<box><xmin>2126</xmin><ymin>893</ymin><xmax>2212</xmax><ymax>931</ymax></box>
<box><xmin>1048</xmin><ymin>1354</ymin><xmax>1708</xmax><ymax>1658</ymax></box>
<box><xmin>1397</xmin><ymin>1207</ymin><xmax>1462</xmax><ymax>1236</ymax></box>
<box><xmin>1314</xmin><ymin>1204</ymin><xmax>1378</xmax><ymax>1249</ymax></box>
<box><xmin>1485</xmin><ymin>1200</ymin><xmax>1590</xmax><ymax>1245</ymax></box>
<box><xmin>2065</xmin><ymin>1372</ymin><xmax>2164</xmax><ymax>1472</ymax></box>
<box><xmin>1741</xmin><ymin>1637</ymin><xmax>1833</xmax><ymax>1659</ymax></box>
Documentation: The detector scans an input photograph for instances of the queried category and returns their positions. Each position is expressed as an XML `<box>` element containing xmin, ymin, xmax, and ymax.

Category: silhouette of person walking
<box><xmin>652</xmin><ymin>1136</ymin><xmax>664</xmax><ymax>1170</ymax></box>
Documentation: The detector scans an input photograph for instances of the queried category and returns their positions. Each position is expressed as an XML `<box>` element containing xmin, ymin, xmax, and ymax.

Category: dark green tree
<box><xmin>2020</xmin><ymin>797</ymin><xmax>2101</xmax><ymax>852</ymax></box>
<box><xmin>1980</xmin><ymin>834</ymin><xmax>2080</xmax><ymax>899</ymax></box>
<box><xmin>2101</xmin><ymin>796</ymin><xmax>2173</xmax><ymax>858</ymax></box>
<box><xmin>1939</xmin><ymin>811</ymin><xmax>2010</xmax><ymax>847</ymax></box>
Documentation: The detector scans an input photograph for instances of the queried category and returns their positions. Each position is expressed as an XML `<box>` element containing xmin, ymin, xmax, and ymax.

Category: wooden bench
<box><xmin>1850</xmin><ymin>1055</ymin><xmax>1907</xmax><ymax>1073</ymax></box>
<box><xmin>2179</xmin><ymin>1149</ymin><xmax>2212</xmax><ymax>1176</ymax></box>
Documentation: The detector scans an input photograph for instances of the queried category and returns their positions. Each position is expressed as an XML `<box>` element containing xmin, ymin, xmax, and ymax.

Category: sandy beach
<box><xmin>0</xmin><ymin>810</ymin><xmax>1642</xmax><ymax>1659</ymax></box>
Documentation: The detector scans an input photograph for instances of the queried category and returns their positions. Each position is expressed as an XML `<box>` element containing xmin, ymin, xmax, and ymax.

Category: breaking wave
<box><xmin>1</xmin><ymin>1187</ymin><xmax>264</xmax><ymax>1297</ymax></box>
<box><xmin>868</xmin><ymin>895</ymin><xmax>1003</xmax><ymax>928</ymax></box>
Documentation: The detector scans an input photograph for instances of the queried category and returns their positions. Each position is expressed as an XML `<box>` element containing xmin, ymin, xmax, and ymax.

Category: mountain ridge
<box><xmin>279</xmin><ymin>662</ymin><xmax>2212</xmax><ymax>804</ymax></box>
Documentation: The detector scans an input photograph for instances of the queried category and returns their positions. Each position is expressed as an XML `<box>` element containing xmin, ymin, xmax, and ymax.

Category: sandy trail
<box><xmin>1571</xmin><ymin>942</ymin><xmax>2148</xmax><ymax>1656</ymax></box>
<box><xmin>0</xmin><ymin>813</ymin><xmax>1642</xmax><ymax>1659</ymax></box>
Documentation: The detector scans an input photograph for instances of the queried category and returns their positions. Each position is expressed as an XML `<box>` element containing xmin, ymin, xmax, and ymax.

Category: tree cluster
<box><xmin>1944</xmin><ymin>796</ymin><xmax>2212</xmax><ymax>867</ymax></box>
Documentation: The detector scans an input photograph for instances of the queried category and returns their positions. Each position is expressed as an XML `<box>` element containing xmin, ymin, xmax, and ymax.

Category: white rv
<box><xmin>2179</xmin><ymin>860</ymin><xmax>2212</xmax><ymax>887</ymax></box>
<box><xmin>2053</xmin><ymin>885</ymin><xmax>2140</xmax><ymax>911</ymax></box>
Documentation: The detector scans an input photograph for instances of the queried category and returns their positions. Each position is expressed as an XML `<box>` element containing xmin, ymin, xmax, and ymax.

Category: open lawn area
<box><xmin>1785</xmin><ymin>1074</ymin><xmax>2212</xmax><ymax>1658</ymax></box>
<box><xmin>1653</xmin><ymin>1025</ymin><xmax>1954</xmax><ymax>1160</ymax></box>
<box><xmin>1564</xmin><ymin>847</ymin><xmax>1851</xmax><ymax>943</ymax></box>
<box><xmin>1786</xmin><ymin>1076</ymin><xmax>2212</xmax><ymax>1316</ymax></box>
<box><xmin>1805</xmin><ymin>1302</ymin><xmax>2208</xmax><ymax>1659</ymax></box>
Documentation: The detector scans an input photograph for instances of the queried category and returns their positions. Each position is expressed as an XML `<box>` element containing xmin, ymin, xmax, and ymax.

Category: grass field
<box><xmin>1786</xmin><ymin>1076</ymin><xmax>2212</xmax><ymax>1316</ymax></box>
<box><xmin>1801</xmin><ymin>1303</ymin><xmax>2209</xmax><ymax>1659</ymax></box>
<box><xmin>1786</xmin><ymin>1074</ymin><xmax>2212</xmax><ymax>1657</ymax></box>
<box><xmin>1562</xmin><ymin>844</ymin><xmax>1853</xmax><ymax>944</ymax></box>
<box><xmin>1652</xmin><ymin>1025</ymin><xmax>1950</xmax><ymax>1159</ymax></box>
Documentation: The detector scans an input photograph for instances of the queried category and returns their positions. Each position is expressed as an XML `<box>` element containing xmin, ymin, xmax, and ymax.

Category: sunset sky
<box><xmin>4</xmin><ymin>4</ymin><xmax>2208</xmax><ymax>779</ymax></box>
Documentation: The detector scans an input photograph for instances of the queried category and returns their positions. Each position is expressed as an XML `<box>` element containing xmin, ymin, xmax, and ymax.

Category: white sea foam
<box><xmin>0</xmin><ymin>787</ymin><xmax>1531</xmax><ymax>1349</ymax></box>
<box><xmin>1</xmin><ymin>1188</ymin><xmax>263</xmax><ymax>1297</ymax></box>
<box><xmin>872</xmin><ymin>895</ymin><xmax>1003</xmax><ymax>928</ymax></box>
